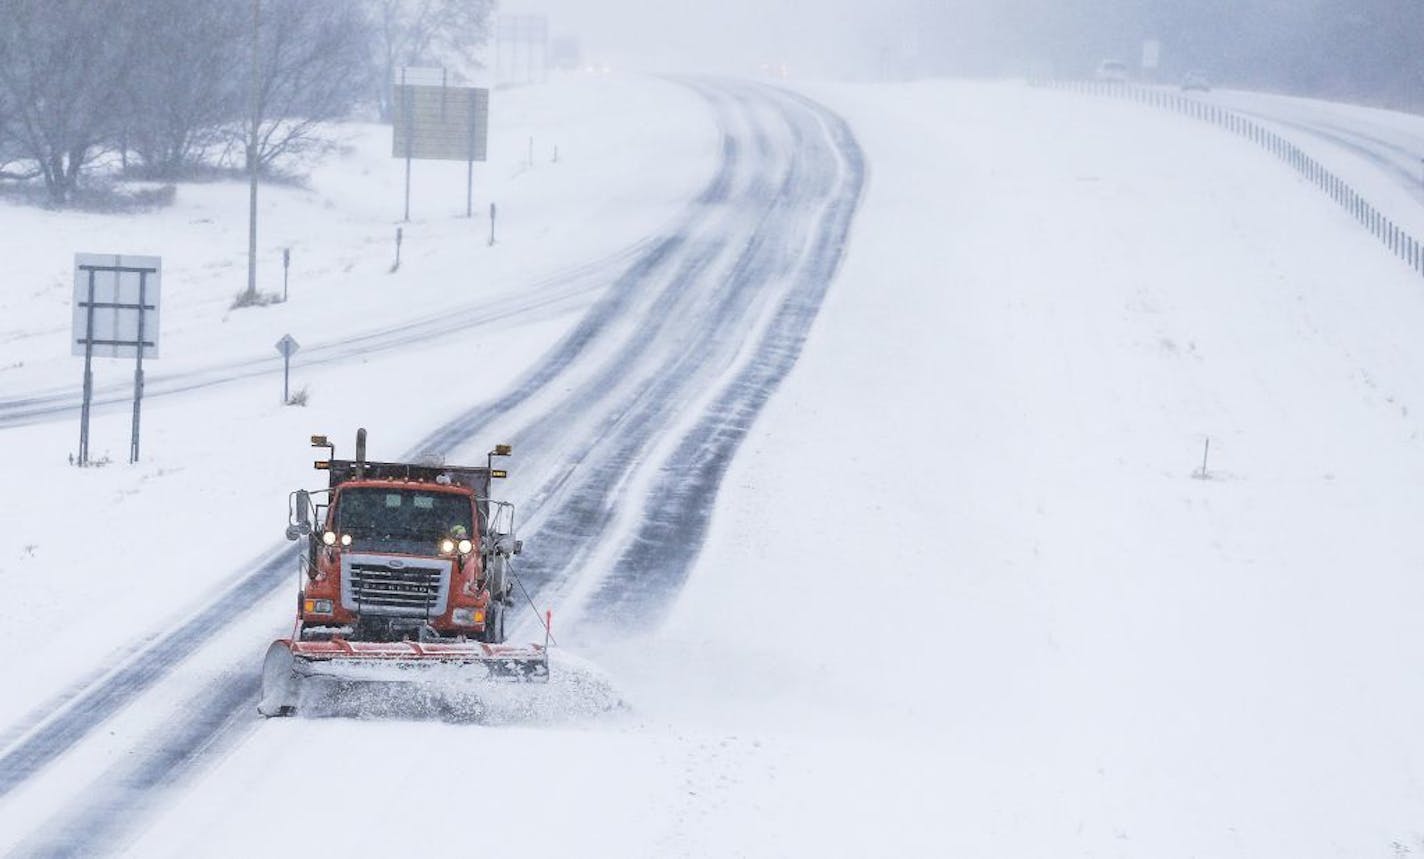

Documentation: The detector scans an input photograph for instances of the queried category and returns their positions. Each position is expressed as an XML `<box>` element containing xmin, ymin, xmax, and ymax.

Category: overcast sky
<box><xmin>490</xmin><ymin>0</ymin><xmax>1230</xmax><ymax>81</ymax></box>
<box><xmin>497</xmin><ymin>0</ymin><xmax>912</xmax><ymax>78</ymax></box>
<box><xmin>493</xmin><ymin>1</ymin><xmax>1424</xmax><ymax>109</ymax></box>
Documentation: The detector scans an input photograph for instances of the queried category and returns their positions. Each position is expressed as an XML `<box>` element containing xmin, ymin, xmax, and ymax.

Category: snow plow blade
<box><xmin>288</xmin><ymin>639</ymin><xmax>549</xmax><ymax>680</ymax></box>
<box><xmin>259</xmin><ymin>638</ymin><xmax>549</xmax><ymax>717</ymax></box>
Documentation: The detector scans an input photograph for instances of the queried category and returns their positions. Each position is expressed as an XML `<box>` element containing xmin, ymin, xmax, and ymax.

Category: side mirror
<box><xmin>289</xmin><ymin>490</ymin><xmax>312</xmax><ymax>539</ymax></box>
<box><xmin>489</xmin><ymin>533</ymin><xmax>521</xmax><ymax>556</ymax></box>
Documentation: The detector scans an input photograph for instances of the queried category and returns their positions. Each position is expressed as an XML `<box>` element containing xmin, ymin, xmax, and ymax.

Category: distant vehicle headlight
<box><xmin>304</xmin><ymin>598</ymin><xmax>334</xmax><ymax>614</ymax></box>
<box><xmin>322</xmin><ymin>531</ymin><xmax>337</xmax><ymax>546</ymax></box>
<box><xmin>457</xmin><ymin>538</ymin><xmax>473</xmax><ymax>555</ymax></box>
<box><xmin>340</xmin><ymin>533</ymin><xmax>352</xmax><ymax>547</ymax></box>
<box><xmin>440</xmin><ymin>538</ymin><xmax>456</xmax><ymax>554</ymax></box>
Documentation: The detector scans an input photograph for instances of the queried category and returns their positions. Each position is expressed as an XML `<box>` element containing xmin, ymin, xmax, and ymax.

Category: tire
<box><xmin>482</xmin><ymin>603</ymin><xmax>506</xmax><ymax>644</ymax></box>
<box><xmin>486</xmin><ymin>557</ymin><xmax>508</xmax><ymax>603</ymax></box>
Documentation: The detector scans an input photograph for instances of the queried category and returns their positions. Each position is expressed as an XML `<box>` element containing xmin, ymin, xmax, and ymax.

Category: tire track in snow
<box><xmin>0</xmin><ymin>546</ymin><xmax>294</xmax><ymax>804</ymax></box>
<box><xmin>589</xmin><ymin>91</ymin><xmax>865</xmax><ymax>623</ymax></box>
<box><xmin>506</xmin><ymin>90</ymin><xmax>821</xmax><ymax>602</ymax></box>
<box><xmin>402</xmin><ymin>80</ymin><xmax>753</xmax><ymax>459</ymax></box>
<box><xmin>0</xmin><ymin>242</ymin><xmax>646</xmax><ymax>429</ymax></box>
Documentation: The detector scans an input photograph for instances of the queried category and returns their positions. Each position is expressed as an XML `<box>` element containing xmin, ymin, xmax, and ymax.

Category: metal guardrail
<box><xmin>1032</xmin><ymin>79</ymin><xmax>1424</xmax><ymax>279</ymax></box>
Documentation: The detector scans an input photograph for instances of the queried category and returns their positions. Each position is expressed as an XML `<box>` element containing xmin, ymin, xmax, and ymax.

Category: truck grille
<box><xmin>341</xmin><ymin>555</ymin><xmax>450</xmax><ymax>617</ymax></box>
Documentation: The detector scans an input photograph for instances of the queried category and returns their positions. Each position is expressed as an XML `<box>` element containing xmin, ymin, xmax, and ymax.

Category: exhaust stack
<box><xmin>355</xmin><ymin>428</ymin><xmax>367</xmax><ymax>478</ymax></box>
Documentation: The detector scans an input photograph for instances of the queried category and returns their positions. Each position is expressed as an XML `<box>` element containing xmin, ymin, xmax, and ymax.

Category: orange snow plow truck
<box><xmin>259</xmin><ymin>429</ymin><xmax>547</xmax><ymax>717</ymax></box>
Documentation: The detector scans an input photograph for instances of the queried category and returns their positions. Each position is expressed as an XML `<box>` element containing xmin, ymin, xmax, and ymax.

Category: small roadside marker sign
<box><xmin>276</xmin><ymin>334</ymin><xmax>300</xmax><ymax>403</ymax></box>
<box><xmin>275</xmin><ymin>334</ymin><xmax>300</xmax><ymax>358</ymax></box>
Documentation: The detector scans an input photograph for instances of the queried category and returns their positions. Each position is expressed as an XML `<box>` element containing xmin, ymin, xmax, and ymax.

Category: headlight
<box><xmin>304</xmin><ymin>598</ymin><xmax>334</xmax><ymax>614</ymax></box>
<box><xmin>322</xmin><ymin>531</ymin><xmax>337</xmax><ymax>546</ymax></box>
<box><xmin>340</xmin><ymin>533</ymin><xmax>352</xmax><ymax>547</ymax></box>
<box><xmin>457</xmin><ymin>538</ymin><xmax>473</xmax><ymax>554</ymax></box>
<box><xmin>452</xmin><ymin>607</ymin><xmax>486</xmax><ymax>626</ymax></box>
<box><xmin>439</xmin><ymin>538</ymin><xmax>456</xmax><ymax>554</ymax></box>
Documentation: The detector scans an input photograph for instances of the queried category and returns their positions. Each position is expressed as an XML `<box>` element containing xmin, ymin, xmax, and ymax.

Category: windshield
<box><xmin>335</xmin><ymin>487</ymin><xmax>473</xmax><ymax>555</ymax></box>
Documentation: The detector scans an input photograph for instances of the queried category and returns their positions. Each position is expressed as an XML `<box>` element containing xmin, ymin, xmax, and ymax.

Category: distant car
<box><xmin>1181</xmin><ymin>71</ymin><xmax>1211</xmax><ymax>92</ymax></box>
<box><xmin>1095</xmin><ymin>60</ymin><xmax>1129</xmax><ymax>83</ymax></box>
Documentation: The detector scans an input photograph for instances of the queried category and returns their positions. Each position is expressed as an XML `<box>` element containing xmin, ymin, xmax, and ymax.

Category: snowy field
<box><xmin>5</xmin><ymin>74</ymin><xmax>1424</xmax><ymax>857</ymax></box>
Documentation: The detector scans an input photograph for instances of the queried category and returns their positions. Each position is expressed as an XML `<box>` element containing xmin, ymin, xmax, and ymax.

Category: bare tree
<box><xmin>0</xmin><ymin>0</ymin><xmax>140</xmax><ymax>204</ymax></box>
<box><xmin>121</xmin><ymin>0</ymin><xmax>246</xmax><ymax>178</ymax></box>
<box><xmin>243</xmin><ymin>0</ymin><xmax>373</xmax><ymax>175</ymax></box>
<box><xmin>371</xmin><ymin>0</ymin><xmax>496</xmax><ymax>120</ymax></box>
<box><xmin>0</xmin><ymin>77</ymin><xmax>31</xmax><ymax>180</ymax></box>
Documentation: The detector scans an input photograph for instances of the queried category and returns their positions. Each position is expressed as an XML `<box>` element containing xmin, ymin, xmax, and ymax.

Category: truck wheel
<box><xmin>482</xmin><ymin>603</ymin><xmax>505</xmax><ymax>644</ymax></box>
<box><xmin>487</xmin><ymin>557</ymin><xmax>508</xmax><ymax>602</ymax></box>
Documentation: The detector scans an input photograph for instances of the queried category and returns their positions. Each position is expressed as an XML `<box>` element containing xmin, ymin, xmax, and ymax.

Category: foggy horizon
<box><xmin>507</xmin><ymin>0</ymin><xmax>1424</xmax><ymax>108</ymax></box>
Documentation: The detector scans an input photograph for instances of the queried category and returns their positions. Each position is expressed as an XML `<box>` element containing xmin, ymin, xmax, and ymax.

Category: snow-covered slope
<box><xmin>0</xmin><ymin>73</ymin><xmax>711</xmax><ymax>395</ymax></box>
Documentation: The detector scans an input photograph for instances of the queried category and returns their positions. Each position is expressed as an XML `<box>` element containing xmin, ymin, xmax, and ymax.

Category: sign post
<box><xmin>77</xmin><ymin>268</ymin><xmax>97</xmax><ymax>465</ymax></box>
<box><xmin>401</xmin><ymin>67</ymin><xmax>413</xmax><ymax>221</ymax></box>
<box><xmin>275</xmin><ymin>334</ymin><xmax>300</xmax><ymax>403</ymax></box>
<box><xmin>282</xmin><ymin>247</ymin><xmax>290</xmax><ymax>301</ymax></box>
<box><xmin>130</xmin><ymin>268</ymin><xmax>149</xmax><ymax>463</ymax></box>
<box><xmin>495</xmin><ymin>14</ymin><xmax>549</xmax><ymax>86</ymax></box>
<box><xmin>72</xmin><ymin>253</ymin><xmax>162</xmax><ymax>465</ymax></box>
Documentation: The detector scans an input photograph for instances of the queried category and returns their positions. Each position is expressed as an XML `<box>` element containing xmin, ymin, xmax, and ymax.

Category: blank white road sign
<box><xmin>392</xmin><ymin>84</ymin><xmax>489</xmax><ymax>162</ymax></box>
<box><xmin>72</xmin><ymin>253</ymin><xmax>161</xmax><ymax>359</ymax></box>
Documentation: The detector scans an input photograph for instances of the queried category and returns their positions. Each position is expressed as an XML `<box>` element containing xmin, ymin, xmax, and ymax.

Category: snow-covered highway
<box><xmin>5</xmin><ymin>72</ymin><xmax>1424</xmax><ymax>857</ymax></box>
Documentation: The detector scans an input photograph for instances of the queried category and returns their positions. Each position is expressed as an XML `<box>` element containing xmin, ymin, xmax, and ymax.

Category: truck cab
<box><xmin>287</xmin><ymin>432</ymin><xmax>519</xmax><ymax>645</ymax></box>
